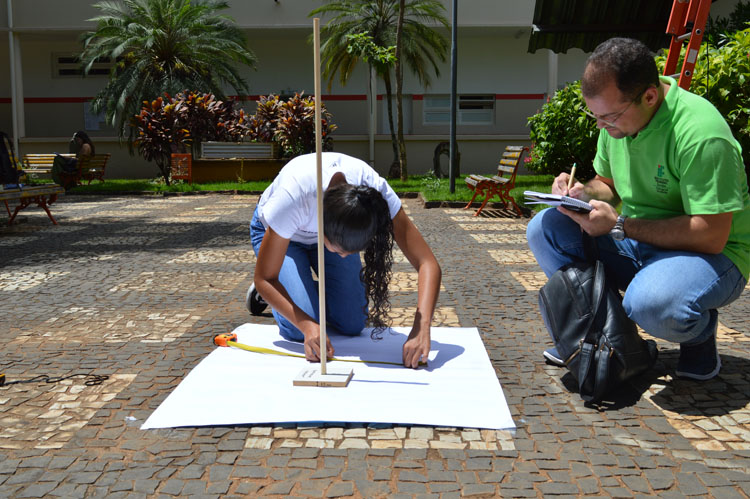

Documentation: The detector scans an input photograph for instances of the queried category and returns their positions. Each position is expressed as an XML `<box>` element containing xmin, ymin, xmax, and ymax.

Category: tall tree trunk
<box><xmin>395</xmin><ymin>0</ymin><xmax>408</xmax><ymax>181</ymax></box>
<box><xmin>382</xmin><ymin>68</ymin><xmax>400</xmax><ymax>178</ymax></box>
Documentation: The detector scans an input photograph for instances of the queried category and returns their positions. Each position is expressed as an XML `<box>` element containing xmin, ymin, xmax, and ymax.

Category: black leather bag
<box><xmin>539</xmin><ymin>259</ymin><xmax>658</xmax><ymax>404</ymax></box>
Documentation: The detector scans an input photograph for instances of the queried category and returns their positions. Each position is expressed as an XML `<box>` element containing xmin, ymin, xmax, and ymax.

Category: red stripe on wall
<box><xmin>25</xmin><ymin>97</ymin><xmax>91</xmax><ymax>103</ymax></box>
<box><xmin>321</xmin><ymin>95</ymin><xmax>367</xmax><ymax>101</ymax></box>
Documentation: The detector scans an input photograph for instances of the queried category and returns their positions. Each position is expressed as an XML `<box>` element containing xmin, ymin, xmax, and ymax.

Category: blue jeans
<box><xmin>250</xmin><ymin>207</ymin><xmax>367</xmax><ymax>342</ymax></box>
<box><xmin>526</xmin><ymin>208</ymin><xmax>746</xmax><ymax>346</ymax></box>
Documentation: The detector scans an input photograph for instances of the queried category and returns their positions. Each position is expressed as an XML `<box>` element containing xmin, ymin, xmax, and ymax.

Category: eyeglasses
<box><xmin>582</xmin><ymin>88</ymin><xmax>649</xmax><ymax>128</ymax></box>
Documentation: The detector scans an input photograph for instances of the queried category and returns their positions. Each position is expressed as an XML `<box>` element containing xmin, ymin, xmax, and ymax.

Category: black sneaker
<box><xmin>675</xmin><ymin>333</ymin><xmax>721</xmax><ymax>381</ymax></box>
<box><xmin>245</xmin><ymin>283</ymin><xmax>268</xmax><ymax>316</ymax></box>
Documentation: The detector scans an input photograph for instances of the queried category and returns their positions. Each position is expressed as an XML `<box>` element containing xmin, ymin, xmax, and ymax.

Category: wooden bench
<box><xmin>464</xmin><ymin>145</ymin><xmax>528</xmax><ymax>217</ymax></box>
<box><xmin>1</xmin><ymin>184</ymin><xmax>65</xmax><ymax>225</ymax></box>
<box><xmin>22</xmin><ymin>153</ymin><xmax>110</xmax><ymax>186</ymax></box>
<box><xmin>22</xmin><ymin>153</ymin><xmax>74</xmax><ymax>179</ymax></box>
<box><xmin>76</xmin><ymin>153</ymin><xmax>110</xmax><ymax>184</ymax></box>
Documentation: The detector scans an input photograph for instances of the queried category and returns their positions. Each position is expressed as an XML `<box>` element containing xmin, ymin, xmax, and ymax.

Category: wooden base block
<box><xmin>293</xmin><ymin>367</ymin><xmax>353</xmax><ymax>387</ymax></box>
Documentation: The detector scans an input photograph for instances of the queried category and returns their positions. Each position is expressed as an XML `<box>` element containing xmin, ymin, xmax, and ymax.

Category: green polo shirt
<box><xmin>594</xmin><ymin>76</ymin><xmax>750</xmax><ymax>280</ymax></box>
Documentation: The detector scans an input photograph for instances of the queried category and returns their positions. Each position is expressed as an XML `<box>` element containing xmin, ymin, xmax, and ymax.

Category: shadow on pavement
<box><xmin>551</xmin><ymin>352</ymin><xmax>750</xmax><ymax>414</ymax></box>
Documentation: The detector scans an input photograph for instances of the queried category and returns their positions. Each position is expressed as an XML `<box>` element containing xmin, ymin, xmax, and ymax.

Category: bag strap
<box><xmin>578</xmin><ymin>341</ymin><xmax>613</xmax><ymax>403</ymax></box>
<box><xmin>577</xmin><ymin>260</ymin><xmax>609</xmax><ymax>402</ymax></box>
<box><xmin>592</xmin><ymin>342</ymin><xmax>613</xmax><ymax>402</ymax></box>
<box><xmin>583</xmin><ymin>260</ymin><xmax>606</xmax><ymax>344</ymax></box>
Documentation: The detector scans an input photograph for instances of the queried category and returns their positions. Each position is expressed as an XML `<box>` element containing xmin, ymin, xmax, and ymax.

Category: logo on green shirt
<box><xmin>654</xmin><ymin>164</ymin><xmax>668</xmax><ymax>194</ymax></box>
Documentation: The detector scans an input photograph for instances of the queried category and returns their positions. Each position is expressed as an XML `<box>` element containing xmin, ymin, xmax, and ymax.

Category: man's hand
<box><xmin>403</xmin><ymin>328</ymin><xmax>430</xmax><ymax>369</ymax></box>
<box><xmin>302</xmin><ymin>324</ymin><xmax>334</xmax><ymax>362</ymax></box>
<box><xmin>551</xmin><ymin>171</ymin><xmax>584</xmax><ymax>197</ymax></box>
<box><xmin>561</xmin><ymin>199</ymin><xmax>618</xmax><ymax>236</ymax></box>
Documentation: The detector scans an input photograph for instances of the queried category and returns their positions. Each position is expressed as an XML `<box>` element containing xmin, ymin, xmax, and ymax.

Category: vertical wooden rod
<box><xmin>313</xmin><ymin>17</ymin><xmax>327</xmax><ymax>375</ymax></box>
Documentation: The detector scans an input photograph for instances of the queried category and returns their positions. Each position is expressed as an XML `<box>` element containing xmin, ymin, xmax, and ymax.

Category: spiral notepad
<box><xmin>524</xmin><ymin>191</ymin><xmax>593</xmax><ymax>213</ymax></box>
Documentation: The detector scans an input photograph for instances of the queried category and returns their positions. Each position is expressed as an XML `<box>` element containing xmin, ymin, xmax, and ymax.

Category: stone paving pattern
<box><xmin>1</xmin><ymin>194</ymin><xmax>749</xmax><ymax>498</ymax></box>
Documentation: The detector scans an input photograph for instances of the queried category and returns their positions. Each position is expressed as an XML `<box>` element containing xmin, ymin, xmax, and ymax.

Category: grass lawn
<box><xmin>27</xmin><ymin>174</ymin><xmax>555</xmax><ymax>212</ymax></box>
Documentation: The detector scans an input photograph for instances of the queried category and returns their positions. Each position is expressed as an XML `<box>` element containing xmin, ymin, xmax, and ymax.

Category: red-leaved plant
<box><xmin>133</xmin><ymin>90</ymin><xmax>337</xmax><ymax>183</ymax></box>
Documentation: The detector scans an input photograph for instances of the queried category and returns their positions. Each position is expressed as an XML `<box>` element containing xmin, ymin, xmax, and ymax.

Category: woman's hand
<box><xmin>302</xmin><ymin>322</ymin><xmax>334</xmax><ymax>362</ymax></box>
<box><xmin>403</xmin><ymin>326</ymin><xmax>430</xmax><ymax>368</ymax></box>
<box><xmin>392</xmin><ymin>209</ymin><xmax>440</xmax><ymax>368</ymax></box>
<box><xmin>255</xmin><ymin>227</ymin><xmax>331</xmax><ymax>360</ymax></box>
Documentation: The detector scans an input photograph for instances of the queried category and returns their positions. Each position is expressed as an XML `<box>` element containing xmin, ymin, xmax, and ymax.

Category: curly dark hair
<box><xmin>73</xmin><ymin>131</ymin><xmax>96</xmax><ymax>155</ymax></box>
<box><xmin>323</xmin><ymin>183</ymin><xmax>394</xmax><ymax>338</ymax></box>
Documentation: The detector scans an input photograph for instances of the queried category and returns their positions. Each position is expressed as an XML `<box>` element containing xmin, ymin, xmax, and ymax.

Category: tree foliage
<box><xmin>247</xmin><ymin>95</ymin><xmax>283</xmax><ymax>144</ymax></box>
<box><xmin>528</xmin><ymin>27</ymin><xmax>750</xmax><ymax>181</ymax></box>
<box><xmin>345</xmin><ymin>33</ymin><xmax>397</xmax><ymax>66</ymax></box>
<box><xmin>525</xmin><ymin>81</ymin><xmax>599</xmax><ymax>180</ymax></box>
<box><xmin>705</xmin><ymin>0</ymin><xmax>750</xmax><ymax>47</ymax></box>
<box><xmin>177</xmin><ymin>92</ymin><xmax>250</xmax><ymax>146</ymax></box>
<box><xmin>133</xmin><ymin>91</ymin><xmax>248</xmax><ymax>183</ymax></box>
<box><xmin>311</xmin><ymin>0</ymin><xmax>448</xmax><ymax>89</ymax></box>
<box><xmin>132</xmin><ymin>95</ymin><xmax>190</xmax><ymax>182</ymax></box>
<box><xmin>657</xmin><ymin>27</ymin><xmax>750</xmax><ymax>178</ymax></box>
<box><xmin>310</xmin><ymin>0</ymin><xmax>449</xmax><ymax>177</ymax></box>
<box><xmin>80</xmin><ymin>0</ymin><xmax>257</xmax><ymax>142</ymax></box>
<box><xmin>133</xmin><ymin>92</ymin><xmax>337</xmax><ymax>183</ymax></box>
<box><xmin>273</xmin><ymin>93</ymin><xmax>336</xmax><ymax>158</ymax></box>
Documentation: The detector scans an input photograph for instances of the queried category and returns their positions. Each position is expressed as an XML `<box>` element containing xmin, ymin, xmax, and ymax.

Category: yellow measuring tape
<box><xmin>214</xmin><ymin>333</ymin><xmax>423</xmax><ymax>367</ymax></box>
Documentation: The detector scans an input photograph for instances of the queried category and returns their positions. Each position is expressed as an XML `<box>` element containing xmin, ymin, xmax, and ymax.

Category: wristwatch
<box><xmin>610</xmin><ymin>215</ymin><xmax>627</xmax><ymax>241</ymax></box>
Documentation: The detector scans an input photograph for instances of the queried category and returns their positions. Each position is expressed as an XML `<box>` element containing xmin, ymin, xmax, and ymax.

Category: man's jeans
<box><xmin>527</xmin><ymin>208</ymin><xmax>746</xmax><ymax>346</ymax></box>
<box><xmin>250</xmin><ymin>208</ymin><xmax>367</xmax><ymax>342</ymax></box>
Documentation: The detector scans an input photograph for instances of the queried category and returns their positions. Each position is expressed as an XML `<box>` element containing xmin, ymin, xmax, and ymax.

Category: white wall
<box><xmin>6</xmin><ymin>0</ymin><xmax>739</xmax><ymax>177</ymax></box>
<box><xmin>3</xmin><ymin>0</ymin><xmax>536</xmax><ymax>30</ymax></box>
<box><xmin>557</xmin><ymin>49</ymin><xmax>589</xmax><ymax>88</ymax></box>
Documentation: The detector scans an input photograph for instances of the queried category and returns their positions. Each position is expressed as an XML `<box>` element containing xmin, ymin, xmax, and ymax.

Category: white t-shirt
<box><xmin>257</xmin><ymin>152</ymin><xmax>402</xmax><ymax>244</ymax></box>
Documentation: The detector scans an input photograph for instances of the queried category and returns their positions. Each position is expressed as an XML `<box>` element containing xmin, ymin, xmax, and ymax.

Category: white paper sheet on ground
<box><xmin>141</xmin><ymin>324</ymin><xmax>515</xmax><ymax>430</ymax></box>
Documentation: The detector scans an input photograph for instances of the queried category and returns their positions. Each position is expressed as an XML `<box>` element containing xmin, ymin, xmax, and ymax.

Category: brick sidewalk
<box><xmin>1</xmin><ymin>194</ymin><xmax>749</xmax><ymax>497</ymax></box>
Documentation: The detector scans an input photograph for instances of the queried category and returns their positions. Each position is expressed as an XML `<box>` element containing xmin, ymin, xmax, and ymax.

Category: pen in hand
<box><xmin>567</xmin><ymin>163</ymin><xmax>577</xmax><ymax>193</ymax></box>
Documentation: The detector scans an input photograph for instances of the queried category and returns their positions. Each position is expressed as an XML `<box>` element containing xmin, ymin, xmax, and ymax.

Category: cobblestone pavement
<box><xmin>1</xmin><ymin>193</ymin><xmax>749</xmax><ymax>498</ymax></box>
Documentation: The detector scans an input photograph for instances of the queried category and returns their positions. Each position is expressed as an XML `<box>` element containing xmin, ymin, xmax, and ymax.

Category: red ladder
<box><xmin>663</xmin><ymin>0</ymin><xmax>712</xmax><ymax>90</ymax></box>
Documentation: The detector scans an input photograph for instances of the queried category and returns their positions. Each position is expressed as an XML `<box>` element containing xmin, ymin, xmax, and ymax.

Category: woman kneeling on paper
<box><xmin>249</xmin><ymin>152</ymin><xmax>441</xmax><ymax>368</ymax></box>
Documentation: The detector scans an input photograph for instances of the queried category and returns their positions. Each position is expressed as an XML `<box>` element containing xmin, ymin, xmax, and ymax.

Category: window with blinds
<box><xmin>423</xmin><ymin>95</ymin><xmax>495</xmax><ymax>125</ymax></box>
<box><xmin>52</xmin><ymin>53</ymin><xmax>115</xmax><ymax>78</ymax></box>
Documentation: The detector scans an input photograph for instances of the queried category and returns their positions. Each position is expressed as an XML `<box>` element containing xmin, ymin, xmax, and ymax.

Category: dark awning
<box><xmin>528</xmin><ymin>0</ymin><xmax>676</xmax><ymax>54</ymax></box>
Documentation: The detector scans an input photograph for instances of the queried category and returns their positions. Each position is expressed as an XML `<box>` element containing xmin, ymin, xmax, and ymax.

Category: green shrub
<box><xmin>525</xmin><ymin>81</ymin><xmax>599</xmax><ymax>181</ymax></box>
<box><xmin>705</xmin><ymin>1</ymin><xmax>750</xmax><ymax>47</ymax></box>
<box><xmin>657</xmin><ymin>27</ymin><xmax>750</xmax><ymax>178</ymax></box>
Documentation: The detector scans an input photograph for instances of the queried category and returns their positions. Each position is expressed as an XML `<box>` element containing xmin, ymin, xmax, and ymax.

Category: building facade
<box><xmin>0</xmin><ymin>0</ymin><xmax>738</xmax><ymax>178</ymax></box>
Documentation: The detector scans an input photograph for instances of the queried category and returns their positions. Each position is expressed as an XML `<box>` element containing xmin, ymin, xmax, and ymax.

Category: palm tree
<box><xmin>395</xmin><ymin>0</ymin><xmax>407</xmax><ymax>180</ymax></box>
<box><xmin>80</xmin><ymin>0</ymin><xmax>257</xmax><ymax>141</ymax></box>
<box><xmin>310</xmin><ymin>0</ymin><xmax>449</xmax><ymax>178</ymax></box>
